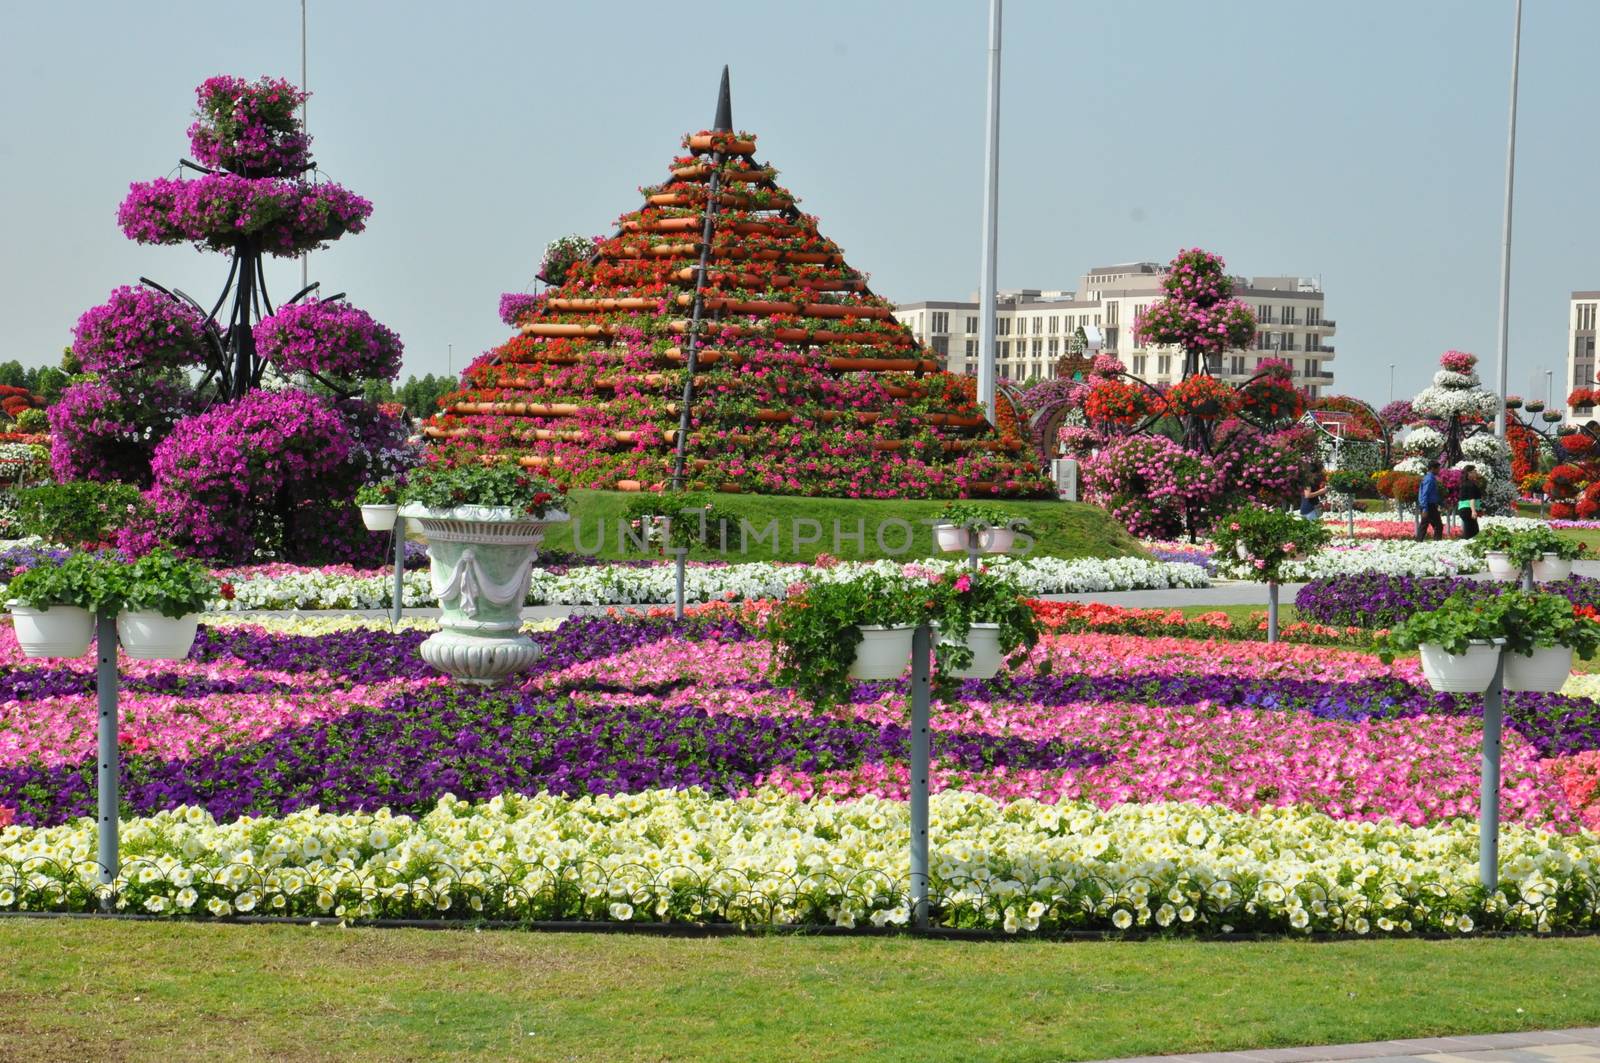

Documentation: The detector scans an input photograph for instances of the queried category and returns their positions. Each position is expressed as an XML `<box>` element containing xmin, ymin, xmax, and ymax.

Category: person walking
<box><xmin>1416</xmin><ymin>460</ymin><xmax>1444</xmax><ymax>541</ymax></box>
<box><xmin>1299</xmin><ymin>472</ymin><xmax>1329</xmax><ymax>522</ymax></box>
<box><xmin>1458</xmin><ymin>464</ymin><xmax>1484</xmax><ymax>539</ymax></box>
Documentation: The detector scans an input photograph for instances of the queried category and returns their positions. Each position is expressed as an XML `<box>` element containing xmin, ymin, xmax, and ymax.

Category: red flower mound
<box><xmin>1547</xmin><ymin>463</ymin><xmax>1588</xmax><ymax>500</ymax></box>
<box><xmin>1166</xmin><ymin>374</ymin><xmax>1238</xmax><ymax>420</ymax></box>
<box><xmin>1085</xmin><ymin>378</ymin><xmax>1162</xmax><ymax>426</ymax></box>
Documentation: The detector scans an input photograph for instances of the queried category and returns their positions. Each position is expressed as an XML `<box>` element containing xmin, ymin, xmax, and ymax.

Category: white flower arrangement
<box><xmin>1413</xmin><ymin>385</ymin><xmax>1501</xmax><ymax>420</ymax></box>
<box><xmin>1399</xmin><ymin>426</ymin><xmax>1444</xmax><ymax>457</ymax></box>
<box><xmin>1432</xmin><ymin>369</ymin><xmax>1481</xmax><ymax>390</ymax></box>
<box><xmin>2</xmin><ymin>789</ymin><xmax>1591</xmax><ymax>934</ymax></box>
<box><xmin>188</xmin><ymin>556</ymin><xmax>1210</xmax><ymax>612</ymax></box>
<box><xmin>1393</xmin><ymin>456</ymin><xmax>1429</xmax><ymax>475</ymax></box>
<box><xmin>1461</xmin><ymin>434</ymin><xmax>1511</xmax><ymax>464</ymax></box>
<box><xmin>1217</xmin><ymin>538</ymin><xmax>1483</xmax><ymax>581</ymax></box>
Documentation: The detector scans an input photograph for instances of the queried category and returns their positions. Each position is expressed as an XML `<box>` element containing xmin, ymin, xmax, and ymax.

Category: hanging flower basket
<box><xmin>1167</xmin><ymin>374</ymin><xmax>1238</xmax><ymax>421</ymax></box>
<box><xmin>848</xmin><ymin>624</ymin><xmax>917</xmax><ymax>680</ymax></box>
<box><xmin>1418</xmin><ymin>641</ymin><xmax>1503</xmax><ymax>693</ymax></box>
<box><xmin>934</xmin><ymin>622</ymin><xmax>1004</xmax><ymax>679</ymax></box>
<box><xmin>1503</xmin><ymin>645</ymin><xmax>1574</xmax><ymax>692</ymax></box>
<box><xmin>8</xmin><ymin>605</ymin><xmax>93</xmax><ymax>659</ymax></box>
<box><xmin>116</xmin><ymin>611</ymin><xmax>201</xmax><ymax>661</ymax></box>
<box><xmin>1534</xmin><ymin>553</ymin><xmax>1573</xmax><ymax>582</ymax></box>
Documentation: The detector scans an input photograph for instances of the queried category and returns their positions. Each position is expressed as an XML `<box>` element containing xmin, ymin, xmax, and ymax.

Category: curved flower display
<box><xmin>187</xmin><ymin>74</ymin><xmax>310</xmax><ymax>176</ymax></box>
<box><xmin>71</xmin><ymin>285</ymin><xmax>208</xmax><ymax>378</ymax></box>
<box><xmin>256</xmin><ymin>300</ymin><xmax>403</xmax><ymax>381</ymax></box>
<box><xmin>118</xmin><ymin>173</ymin><xmax>372</xmax><ymax>258</ymax></box>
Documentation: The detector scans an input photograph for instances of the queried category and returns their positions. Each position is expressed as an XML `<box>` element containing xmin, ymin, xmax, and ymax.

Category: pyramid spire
<box><xmin>425</xmin><ymin>105</ymin><xmax>1048</xmax><ymax>499</ymax></box>
<box><xmin>713</xmin><ymin>66</ymin><xmax>732</xmax><ymax>133</ymax></box>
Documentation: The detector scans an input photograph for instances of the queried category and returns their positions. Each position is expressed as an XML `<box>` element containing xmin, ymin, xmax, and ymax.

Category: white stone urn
<box><xmin>398</xmin><ymin>504</ymin><xmax>569</xmax><ymax>685</ymax></box>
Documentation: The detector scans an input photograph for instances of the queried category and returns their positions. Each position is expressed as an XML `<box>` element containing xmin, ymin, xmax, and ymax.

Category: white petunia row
<box><xmin>2</xmin><ymin>790</ymin><xmax>1594</xmax><ymax>934</ymax></box>
<box><xmin>207</xmin><ymin>556</ymin><xmax>1210</xmax><ymax>611</ymax></box>
<box><xmin>1217</xmin><ymin>538</ymin><xmax>1485</xmax><ymax>581</ymax></box>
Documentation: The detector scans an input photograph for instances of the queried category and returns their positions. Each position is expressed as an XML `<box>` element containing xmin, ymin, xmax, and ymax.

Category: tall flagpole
<box><xmin>976</xmin><ymin>0</ymin><xmax>1002</xmax><ymax>418</ymax></box>
<box><xmin>300</xmin><ymin>0</ymin><xmax>309</xmax><ymax>290</ymax></box>
<box><xmin>1493</xmin><ymin>0</ymin><xmax>1523</xmax><ymax>438</ymax></box>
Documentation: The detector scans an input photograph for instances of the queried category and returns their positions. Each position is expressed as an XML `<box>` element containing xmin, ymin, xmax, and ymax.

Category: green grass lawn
<box><xmin>2</xmin><ymin>921</ymin><xmax>1596</xmax><ymax>1062</ymax></box>
<box><xmin>536</xmin><ymin>489</ymin><xmax>1142</xmax><ymax>564</ymax></box>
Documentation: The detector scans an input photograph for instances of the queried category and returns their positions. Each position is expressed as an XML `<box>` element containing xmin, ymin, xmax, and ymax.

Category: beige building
<box><xmin>895</xmin><ymin>262</ymin><xmax>1336</xmax><ymax>397</ymax></box>
<box><xmin>1570</xmin><ymin>291</ymin><xmax>1599</xmax><ymax>421</ymax></box>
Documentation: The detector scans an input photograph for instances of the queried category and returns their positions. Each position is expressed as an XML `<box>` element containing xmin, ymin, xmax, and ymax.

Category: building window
<box><xmin>1105</xmin><ymin>328</ymin><xmax>1118</xmax><ymax>352</ymax></box>
<box><xmin>1031</xmin><ymin>339</ymin><xmax>1043</xmax><ymax>357</ymax></box>
<box><xmin>931</xmin><ymin>336</ymin><xmax>949</xmax><ymax>358</ymax></box>
<box><xmin>1048</xmin><ymin>338</ymin><xmax>1060</xmax><ymax>356</ymax></box>
<box><xmin>1580</xmin><ymin>303</ymin><xmax>1598</xmax><ymax>330</ymax></box>
<box><xmin>1283</xmin><ymin>334</ymin><xmax>1297</xmax><ymax>351</ymax></box>
<box><xmin>1048</xmin><ymin>315</ymin><xmax>1059</xmax><ymax>333</ymax></box>
<box><xmin>1106</xmin><ymin>302</ymin><xmax>1119</xmax><ymax>325</ymax></box>
<box><xmin>1257</xmin><ymin>304</ymin><xmax>1274</xmax><ymax>324</ymax></box>
<box><xmin>1282</xmin><ymin>306</ymin><xmax>1298</xmax><ymax>325</ymax></box>
<box><xmin>1230</xmin><ymin>355</ymin><xmax>1245</xmax><ymax>375</ymax></box>
<box><xmin>999</xmin><ymin>364</ymin><xmax>1010</xmax><ymax>380</ymax></box>
<box><xmin>1132</xmin><ymin>355</ymin><xmax>1147</xmax><ymax>375</ymax></box>
<box><xmin>965</xmin><ymin>315</ymin><xmax>978</xmax><ymax>333</ymax></box>
<box><xmin>1157</xmin><ymin>355</ymin><xmax>1171</xmax><ymax>376</ymax></box>
<box><xmin>1307</xmin><ymin>307</ymin><xmax>1321</xmax><ymax>326</ymax></box>
<box><xmin>1306</xmin><ymin>332</ymin><xmax>1320</xmax><ymax>352</ymax></box>
<box><xmin>1032</xmin><ymin>317</ymin><xmax>1043</xmax><ymax>335</ymax></box>
<box><xmin>931</xmin><ymin>311</ymin><xmax>949</xmax><ymax>333</ymax></box>
<box><xmin>999</xmin><ymin>317</ymin><xmax>1011</xmax><ymax>336</ymax></box>
<box><xmin>964</xmin><ymin>339</ymin><xmax>977</xmax><ymax>361</ymax></box>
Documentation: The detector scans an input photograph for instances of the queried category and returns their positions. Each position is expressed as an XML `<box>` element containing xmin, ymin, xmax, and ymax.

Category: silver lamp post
<box><xmin>1492</xmin><ymin>0</ymin><xmax>1524</xmax><ymax>438</ymax></box>
<box><xmin>975</xmin><ymin>0</ymin><xmax>1002</xmax><ymax>417</ymax></box>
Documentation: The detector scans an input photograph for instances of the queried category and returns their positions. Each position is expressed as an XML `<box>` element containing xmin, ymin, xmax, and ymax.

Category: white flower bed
<box><xmin>1217</xmin><ymin>538</ymin><xmax>1483</xmax><ymax>581</ymax></box>
<box><xmin>207</xmin><ymin>556</ymin><xmax>1209</xmax><ymax>611</ymax></box>
<box><xmin>2</xmin><ymin>790</ymin><xmax>1592</xmax><ymax>933</ymax></box>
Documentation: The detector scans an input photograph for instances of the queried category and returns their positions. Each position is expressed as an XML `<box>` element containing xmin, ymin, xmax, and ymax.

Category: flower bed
<box><xmin>196</xmin><ymin>556</ymin><xmax>1208</xmax><ymax>611</ymax></box>
<box><xmin>1295</xmin><ymin>573</ymin><xmax>1600</xmax><ymax>630</ymax></box>
<box><xmin>3</xmin><ymin>611</ymin><xmax>1598</xmax><ymax>932</ymax></box>
<box><xmin>1216</xmin><ymin>538</ymin><xmax>1483</xmax><ymax>582</ymax></box>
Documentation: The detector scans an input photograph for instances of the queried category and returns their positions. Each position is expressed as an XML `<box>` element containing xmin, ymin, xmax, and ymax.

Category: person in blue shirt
<box><xmin>1415</xmin><ymin>460</ymin><xmax>1444</xmax><ymax>541</ymax></box>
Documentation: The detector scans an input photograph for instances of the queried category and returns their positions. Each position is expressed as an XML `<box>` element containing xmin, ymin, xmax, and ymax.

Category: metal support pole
<box><xmin>1521</xmin><ymin>564</ymin><xmax>1534</xmax><ymax>593</ymax></box>
<box><xmin>975</xmin><ymin>0</ymin><xmax>1002</xmax><ymax>415</ymax></box>
<box><xmin>95</xmin><ymin>611</ymin><xmax>119</xmax><ymax>908</ymax></box>
<box><xmin>1493</xmin><ymin>0</ymin><xmax>1524</xmax><ymax>438</ymax></box>
<box><xmin>391</xmin><ymin>520</ymin><xmax>406</xmax><ymax>627</ymax></box>
<box><xmin>1480</xmin><ymin>652</ymin><xmax>1505</xmax><ymax>891</ymax></box>
<box><xmin>966</xmin><ymin>529</ymin><xmax>982</xmax><ymax>572</ymax></box>
<box><xmin>1266</xmin><ymin>581</ymin><xmax>1279</xmax><ymax>644</ymax></box>
<box><xmin>909</xmin><ymin>624</ymin><xmax>932</xmax><ymax>930</ymax></box>
<box><xmin>672</xmin><ymin>547</ymin><xmax>687</xmax><ymax>621</ymax></box>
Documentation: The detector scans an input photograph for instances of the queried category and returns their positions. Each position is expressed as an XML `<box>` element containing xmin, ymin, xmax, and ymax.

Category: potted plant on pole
<box><xmin>1379</xmin><ymin>592</ymin><xmax>1508</xmax><ymax>693</ymax></box>
<box><xmin>112</xmin><ymin>549</ymin><xmax>218</xmax><ymax>660</ymax></box>
<box><xmin>933</xmin><ymin>503</ymin><xmax>1030</xmax><ymax>554</ymax></box>
<box><xmin>355</xmin><ymin>478</ymin><xmax>401</xmax><ymax>532</ymax></box>
<box><xmin>765</xmin><ymin>572</ymin><xmax>919</xmax><ymax>705</ymax></box>
<box><xmin>397</xmin><ymin>459</ymin><xmax>568</xmax><ymax>685</ymax></box>
<box><xmin>1499</xmin><ymin>593</ymin><xmax>1600</xmax><ymax>691</ymax></box>
<box><xmin>922</xmin><ymin>567</ymin><xmax>1040</xmax><ymax>681</ymax></box>
<box><xmin>5</xmin><ymin>553</ymin><xmax>103</xmax><ymax>657</ymax></box>
<box><xmin>1210</xmin><ymin>506</ymin><xmax>1330</xmax><ymax>643</ymax></box>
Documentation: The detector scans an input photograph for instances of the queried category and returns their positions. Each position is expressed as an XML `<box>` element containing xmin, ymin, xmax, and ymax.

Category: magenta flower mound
<box><xmin>187</xmin><ymin>75</ymin><xmax>311</xmax><ymax>176</ymax></box>
<box><xmin>47</xmin><ymin>378</ymin><xmax>194</xmax><ymax>486</ymax></box>
<box><xmin>257</xmin><ymin>300</ymin><xmax>403</xmax><ymax>381</ymax></box>
<box><xmin>72</xmin><ymin>286</ymin><xmax>208</xmax><ymax>377</ymax></box>
<box><xmin>118</xmin><ymin>174</ymin><xmax>372</xmax><ymax>258</ymax></box>
<box><xmin>147</xmin><ymin>388</ymin><xmax>354</xmax><ymax>560</ymax></box>
<box><xmin>499</xmin><ymin>292</ymin><xmax>542</xmax><ymax>327</ymax></box>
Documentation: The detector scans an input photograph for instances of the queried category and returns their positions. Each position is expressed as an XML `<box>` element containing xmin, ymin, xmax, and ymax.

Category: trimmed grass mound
<box><xmin>539</xmin><ymin>490</ymin><xmax>1141</xmax><ymax>563</ymax></box>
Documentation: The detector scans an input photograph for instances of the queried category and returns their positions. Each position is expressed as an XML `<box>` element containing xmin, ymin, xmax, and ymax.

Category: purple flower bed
<box><xmin>1294</xmin><ymin>572</ymin><xmax>1600</xmax><ymax>629</ymax></box>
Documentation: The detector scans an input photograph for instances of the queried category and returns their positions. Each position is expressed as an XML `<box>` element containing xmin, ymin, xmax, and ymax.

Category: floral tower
<box><xmin>425</xmin><ymin>71</ymin><xmax>1047</xmax><ymax>499</ymax></box>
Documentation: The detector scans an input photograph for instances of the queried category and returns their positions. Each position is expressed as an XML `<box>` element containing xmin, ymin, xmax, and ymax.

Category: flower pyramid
<box><xmin>424</xmin><ymin>76</ymin><xmax>1048</xmax><ymax>499</ymax></box>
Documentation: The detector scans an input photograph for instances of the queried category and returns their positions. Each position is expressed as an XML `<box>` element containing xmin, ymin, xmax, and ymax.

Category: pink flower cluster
<box><xmin>256</xmin><ymin>300</ymin><xmax>403</xmax><ymax>382</ymax></box>
<box><xmin>118</xmin><ymin>173</ymin><xmax>372</xmax><ymax>258</ymax></box>
<box><xmin>1440</xmin><ymin>350</ymin><xmax>1478</xmax><ymax>374</ymax></box>
<box><xmin>72</xmin><ymin>285</ymin><xmax>208</xmax><ymax>378</ymax></box>
<box><xmin>187</xmin><ymin>74</ymin><xmax>311</xmax><ymax>176</ymax></box>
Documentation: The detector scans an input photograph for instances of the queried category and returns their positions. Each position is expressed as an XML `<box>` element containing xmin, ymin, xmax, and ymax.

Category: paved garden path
<box><xmin>1091</xmin><ymin>1028</ymin><xmax>1600</xmax><ymax>1063</ymax></box>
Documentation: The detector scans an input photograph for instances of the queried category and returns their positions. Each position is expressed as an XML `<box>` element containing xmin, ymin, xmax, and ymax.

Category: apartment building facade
<box><xmin>894</xmin><ymin>261</ymin><xmax>1336</xmax><ymax>396</ymax></box>
<box><xmin>1570</xmin><ymin>291</ymin><xmax>1599</xmax><ymax>421</ymax></box>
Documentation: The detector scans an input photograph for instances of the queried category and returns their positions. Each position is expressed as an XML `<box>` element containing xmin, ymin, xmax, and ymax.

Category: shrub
<box><xmin>16</xmin><ymin>481</ymin><xmax>147</xmax><ymax>546</ymax></box>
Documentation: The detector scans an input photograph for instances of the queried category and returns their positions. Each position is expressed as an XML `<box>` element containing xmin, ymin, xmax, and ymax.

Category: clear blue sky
<box><xmin>1</xmin><ymin>0</ymin><xmax>1593</xmax><ymax>408</ymax></box>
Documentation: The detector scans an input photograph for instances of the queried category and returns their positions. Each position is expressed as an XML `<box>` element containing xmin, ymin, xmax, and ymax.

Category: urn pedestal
<box><xmin>399</xmin><ymin>504</ymin><xmax>568</xmax><ymax>685</ymax></box>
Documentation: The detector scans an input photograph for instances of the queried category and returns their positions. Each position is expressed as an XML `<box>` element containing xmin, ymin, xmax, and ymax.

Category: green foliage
<box><xmin>4</xmin><ymin>548</ymin><xmax>213</xmax><ymax>617</ymax></box>
<box><xmin>399</xmin><ymin>462</ymin><xmax>565</xmax><ymax>517</ymax></box>
<box><xmin>936</xmin><ymin>502</ymin><xmax>1031</xmax><ymax>531</ymax></box>
<box><xmin>1209</xmin><ymin>506</ymin><xmax>1331</xmax><ymax>583</ymax></box>
<box><xmin>14</xmin><ymin>409</ymin><xmax>47</xmax><ymax>433</ymax></box>
<box><xmin>354</xmin><ymin>478</ymin><xmax>400</xmax><ymax>506</ymax></box>
<box><xmin>362</xmin><ymin>373</ymin><xmax>457</xmax><ymax>420</ymax></box>
<box><xmin>765</xmin><ymin>573</ymin><xmax>921</xmax><ymax>707</ymax></box>
<box><xmin>1327</xmin><ymin>469</ymin><xmax>1372</xmax><ymax>496</ymax></box>
<box><xmin>1471</xmin><ymin>525</ymin><xmax>1586</xmax><ymax>566</ymax></box>
<box><xmin>1380</xmin><ymin>590</ymin><xmax>1600</xmax><ymax>661</ymax></box>
<box><xmin>621</xmin><ymin>491</ymin><xmax>737</xmax><ymax>553</ymax></box>
<box><xmin>16</xmin><ymin>481</ymin><xmax>147</xmax><ymax>546</ymax></box>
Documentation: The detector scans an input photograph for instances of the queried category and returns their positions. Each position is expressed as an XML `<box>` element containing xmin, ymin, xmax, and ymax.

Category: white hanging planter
<box><xmin>1533</xmin><ymin>553</ymin><xmax>1572</xmax><ymax>583</ymax></box>
<box><xmin>8</xmin><ymin>605</ymin><xmax>93</xmax><ymax>658</ymax></box>
<box><xmin>977</xmin><ymin>527</ymin><xmax>1015</xmax><ymax>554</ymax></box>
<box><xmin>116</xmin><ymin>611</ymin><xmax>200</xmax><ymax>661</ymax></box>
<box><xmin>360</xmin><ymin>503</ymin><xmax>399</xmax><ymax>532</ymax></box>
<box><xmin>848</xmin><ymin>624</ymin><xmax>916</xmax><ymax>680</ymax></box>
<box><xmin>1503</xmin><ymin>645</ymin><xmax>1574</xmax><ymax>693</ymax></box>
<box><xmin>934</xmin><ymin>524</ymin><xmax>971</xmax><ymax>552</ymax></box>
<box><xmin>1418</xmin><ymin>640</ymin><xmax>1503</xmax><ymax>693</ymax></box>
<box><xmin>935</xmin><ymin>622</ymin><xmax>1004</xmax><ymax>679</ymax></box>
<box><xmin>1484</xmin><ymin>551</ymin><xmax>1519</xmax><ymax>582</ymax></box>
<box><xmin>1235</xmin><ymin>541</ymin><xmax>1250</xmax><ymax>560</ymax></box>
